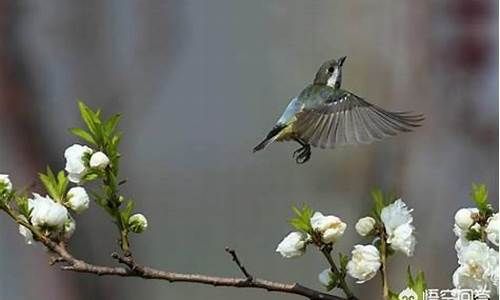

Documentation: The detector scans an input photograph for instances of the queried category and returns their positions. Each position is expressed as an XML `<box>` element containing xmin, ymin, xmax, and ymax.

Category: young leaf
<box><xmin>70</xmin><ymin>127</ymin><xmax>96</xmax><ymax>145</ymax></box>
<box><xmin>104</xmin><ymin>114</ymin><xmax>121</xmax><ymax>138</ymax></box>
<box><xmin>289</xmin><ymin>204</ymin><xmax>313</xmax><ymax>233</ymax></box>
<box><xmin>470</xmin><ymin>184</ymin><xmax>492</xmax><ymax>215</ymax></box>
<box><xmin>39</xmin><ymin>167</ymin><xmax>59</xmax><ymax>201</ymax></box>
<box><xmin>78</xmin><ymin>101</ymin><xmax>98</xmax><ymax>134</ymax></box>
<box><xmin>339</xmin><ymin>253</ymin><xmax>349</xmax><ymax>272</ymax></box>
<box><xmin>406</xmin><ymin>266</ymin><xmax>426</xmax><ymax>300</ymax></box>
<box><xmin>325</xmin><ymin>273</ymin><xmax>339</xmax><ymax>291</ymax></box>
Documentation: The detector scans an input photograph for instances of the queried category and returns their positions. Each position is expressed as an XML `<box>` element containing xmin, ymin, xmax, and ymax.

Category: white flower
<box><xmin>454</xmin><ymin>222</ymin><xmax>481</xmax><ymax>252</ymax></box>
<box><xmin>310</xmin><ymin>212</ymin><xmax>347</xmax><ymax>244</ymax></box>
<box><xmin>89</xmin><ymin>151</ymin><xmax>110</xmax><ymax>169</ymax></box>
<box><xmin>63</xmin><ymin>216</ymin><xmax>76</xmax><ymax>240</ymax></box>
<box><xmin>453</xmin><ymin>241</ymin><xmax>496</xmax><ymax>291</ymax></box>
<box><xmin>486</xmin><ymin>248</ymin><xmax>498</xmax><ymax>294</ymax></box>
<box><xmin>318</xmin><ymin>268</ymin><xmax>334</xmax><ymax>287</ymax></box>
<box><xmin>381</xmin><ymin>199</ymin><xmax>413</xmax><ymax>232</ymax></box>
<box><xmin>29</xmin><ymin>193</ymin><xmax>68</xmax><ymax>229</ymax></box>
<box><xmin>18</xmin><ymin>216</ymin><xmax>33</xmax><ymax>245</ymax></box>
<box><xmin>381</xmin><ymin>199</ymin><xmax>416</xmax><ymax>256</ymax></box>
<box><xmin>66</xmin><ymin>187</ymin><xmax>90</xmax><ymax>213</ymax></box>
<box><xmin>128</xmin><ymin>213</ymin><xmax>148</xmax><ymax>233</ymax></box>
<box><xmin>346</xmin><ymin>245</ymin><xmax>381</xmax><ymax>283</ymax></box>
<box><xmin>64</xmin><ymin>144</ymin><xmax>93</xmax><ymax>183</ymax></box>
<box><xmin>276</xmin><ymin>231</ymin><xmax>308</xmax><ymax>258</ymax></box>
<box><xmin>485</xmin><ymin>213</ymin><xmax>499</xmax><ymax>246</ymax></box>
<box><xmin>454</xmin><ymin>208</ymin><xmax>477</xmax><ymax>230</ymax></box>
<box><xmin>355</xmin><ymin>216</ymin><xmax>376</xmax><ymax>236</ymax></box>
<box><xmin>0</xmin><ymin>174</ymin><xmax>12</xmax><ymax>191</ymax></box>
<box><xmin>387</xmin><ymin>223</ymin><xmax>416</xmax><ymax>256</ymax></box>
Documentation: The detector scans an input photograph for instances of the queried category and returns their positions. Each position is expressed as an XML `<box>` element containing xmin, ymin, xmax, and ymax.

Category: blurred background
<box><xmin>0</xmin><ymin>1</ymin><xmax>497</xmax><ymax>299</ymax></box>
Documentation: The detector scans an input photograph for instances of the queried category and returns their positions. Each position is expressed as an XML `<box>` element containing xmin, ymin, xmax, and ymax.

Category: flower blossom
<box><xmin>66</xmin><ymin>187</ymin><xmax>90</xmax><ymax>213</ymax></box>
<box><xmin>276</xmin><ymin>231</ymin><xmax>308</xmax><ymax>258</ymax></box>
<box><xmin>89</xmin><ymin>151</ymin><xmax>110</xmax><ymax>169</ymax></box>
<box><xmin>310</xmin><ymin>212</ymin><xmax>346</xmax><ymax>244</ymax></box>
<box><xmin>0</xmin><ymin>174</ymin><xmax>12</xmax><ymax>191</ymax></box>
<box><xmin>485</xmin><ymin>213</ymin><xmax>499</xmax><ymax>246</ymax></box>
<box><xmin>355</xmin><ymin>216</ymin><xmax>376</xmax><ymax>236</ymax></box>
<box><xmin>64</xmin><ymin>144</ymin><xmax>93</xmax><ymax>183</ymax></box>
<box><xmin>29</xmin><ymin>193</ymin><xmax>68</xmax><ymax>229</ymax></box>
<box><xmin>381</xmin><ymin>199</ymin><xmax>416</xmax><ymax>256</ymax></box>
<box><xmin>346</xmin><ymin>244</ymin><xmax>381</xmax><ymax>283</ymax></box>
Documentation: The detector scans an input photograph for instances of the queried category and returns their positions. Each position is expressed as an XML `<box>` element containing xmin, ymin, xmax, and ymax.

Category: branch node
<box><xmin>224</xmin><ymin>247</ymin><xmax>253</xmax><ymax>282</ymax></box>
<box><xmin>48</xmin><ymin>256</ymin><xmax>65</xmax><ymax>266</ymax></box>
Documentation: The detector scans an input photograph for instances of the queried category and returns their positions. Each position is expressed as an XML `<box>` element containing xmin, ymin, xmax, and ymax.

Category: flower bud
<box><xmin>90</xmin><ymin>151</ymin><xmax>110</xmax><ymax>169</ymax></box>
<box><xmin>65</xmin><ymin>144</ymin><xmax>93</xmax><ymax>183</ymax></box>
<box><xmin>276</xmin><ymin>231</ymin><xmax>308</xmax><ymax>258</ymax></box>
<box><xmin>310</xmin><ymin>212</ymin><xmax>346</xmax><ymax>244</ymax></box>
<box><xmin>63</xmin><ymin>216</ymin><xmax>76</xmax><ymax>240</ymax></box>
<box><xmin>355</xmin><ymin>216</ymin><xmax>376</xmax><ymax>236</ymax></box>
<box><xmin>18</xmin><ymin>216</ymin><xmax>33</xmax><ymax>245</ymax></box>
<box><xmin>66</xmin><ymin>187</ymin><xmax>90</xmax><ymax>213</ymax></box>
<box><xmin>318</xmin><ymin>268</ymin><xmax>334</xmax><ymax>287</ymax></box>
<box><xmin>29</xmin><ymin>193</ymin><xmax>68</xmax><ymax>229</ymax></box>
<box><xmin>455</xmin><ymin>208</ymin><xmax>475</xmax><ymax>230</ymax></box>
<box><xmin>0</xmin><ymin>174</ymin><xmax>12</xmax><ymax>192</ymax></box>
<box><xmin>129</xmin><ymin>213</ymin><xmax>148</xmax><ymax>233</ymax></box>
<box><xmin>486</xmin><ymin>213</ymin><xmax>499</xmax><ymax>246</ymax></box>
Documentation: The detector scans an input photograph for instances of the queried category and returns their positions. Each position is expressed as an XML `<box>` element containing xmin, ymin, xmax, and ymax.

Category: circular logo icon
<box><xmin>399</xmin><ymin>288</ymin><xmax>418</xmax><ymax>300</ymax></box>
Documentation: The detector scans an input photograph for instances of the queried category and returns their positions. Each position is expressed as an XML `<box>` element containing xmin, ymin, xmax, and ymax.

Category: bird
<box><xmin>253</xmin><ymin>57</ymin><xmax>424</xmax><ymax>164</ymax></box>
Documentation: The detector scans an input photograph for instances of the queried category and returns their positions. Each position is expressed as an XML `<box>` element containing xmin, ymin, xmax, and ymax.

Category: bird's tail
<box><xmin>253</xmin><ymin>124</ymin><xmax>286</xmax><ymax>153</ymax></box>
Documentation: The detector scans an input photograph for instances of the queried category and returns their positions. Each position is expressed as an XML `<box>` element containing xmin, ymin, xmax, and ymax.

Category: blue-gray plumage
<box><xmin>253</xmin><ymin>57</ymin><xmax>424</xmax><ymax>163</ymax></box>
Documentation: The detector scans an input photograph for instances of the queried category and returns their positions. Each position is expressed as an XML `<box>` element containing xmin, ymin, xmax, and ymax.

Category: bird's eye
<box><xmin>327</xmin><ymin>67</ymin><xmax>334</xmax><ymax>73</ymax></box>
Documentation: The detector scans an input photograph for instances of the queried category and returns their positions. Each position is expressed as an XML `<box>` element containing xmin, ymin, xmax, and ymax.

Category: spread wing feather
<box><xmin>293</xmin><ymin>91</ymin><xmax>423</xmax><ymax>149</ymax></box>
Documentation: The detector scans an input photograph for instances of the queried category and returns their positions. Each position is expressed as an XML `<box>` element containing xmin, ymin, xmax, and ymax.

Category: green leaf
<box><xmin>70</xmin><ymin>127</ymin><xmax>96</xmax><ymax>145</ymax></box>
<box><xmin>56</xmin><ymin>171</ymin><xmax>69</xmax><ymax>199</ymax></box>
<box><xmin>78</xmin><ymin>101</ymin><xmax>98</xmax><ymax>134</ymax></box>
<box><xmin>104</xmin><ymin>114</ymin><xmax>121</xmax><ymax>138</ymax></box>
<box><xmin>470</xmin><ymin>184</ymin><xmax>492</xmax><ymax>215</ymax></box>
<box><xmin>39</xmin><ymin>167</ymin><xmax>59</xmax><ymax>201</ymax></box>
<box><xmin>406</xmin><ymin>266</ymin><xmax>426</xmax><ymax>300</ymax></box>
<box><xmin>120</xmin><ymin>200</ymin><xmax>134</xmax><ymax>225</ymax></box>
<box><xmin>289</xmin><ymin>204</ymin><xmax>314</xmax><ymax>233</ymax></box>
<box><xmin>465</xmin><ymin>228</ymin><xmax>482</xmax><ymax>241</ymax></box>
<box><xmin>325</xmin><ymin>273</ymin><xmax>339</xmax><ymax>291</ymax></box>
<box><xmin>339</xmin><ymin>253</ymin><xmax>349</xmax><ymax>272</ymax></box>
<box><xmin>15</xmin><ymin>194</ymin><xmax>31</xmax><ymax>218</ymax></box>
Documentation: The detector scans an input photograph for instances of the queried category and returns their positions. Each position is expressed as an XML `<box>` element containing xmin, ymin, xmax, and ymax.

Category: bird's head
<box><xmin>313</xmin><ymin>56</ymin><xmax>346</xmax><ymax>89</ymax></box>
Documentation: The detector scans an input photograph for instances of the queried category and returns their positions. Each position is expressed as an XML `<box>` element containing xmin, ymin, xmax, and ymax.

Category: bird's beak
<box><xmin>338</xmin><ymin>56</ymin><xmax>347</xmax><ymax>67</ymax></box>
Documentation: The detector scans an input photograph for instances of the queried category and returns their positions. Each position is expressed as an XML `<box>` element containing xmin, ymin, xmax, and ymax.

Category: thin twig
<box><xmin>225</xmin><ymin>247</ymin><xmax>253</xmax><ymax>281</ymax></box>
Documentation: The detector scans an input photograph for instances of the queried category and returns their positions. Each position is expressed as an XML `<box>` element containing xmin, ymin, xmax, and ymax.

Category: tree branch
<box><xmin>49</xmin><ymin>246</ymin><xmax>345</xmax><ymax>300</ymax></box>
<box><xmin>6</xmin><ymin>207</ymin><xmax>346</xmax><ymax>300</ymax></box>
<box><xmin>224</xmin><ymin>247</ymin><xmax>253</xmax><ymax>281</ymax></box>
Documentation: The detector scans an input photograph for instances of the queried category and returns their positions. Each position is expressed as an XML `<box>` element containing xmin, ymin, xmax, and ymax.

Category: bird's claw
<box><xmin>293</xmin><ymin>145</ymin><xmax>311</xmax><ymax>164</ymax></box>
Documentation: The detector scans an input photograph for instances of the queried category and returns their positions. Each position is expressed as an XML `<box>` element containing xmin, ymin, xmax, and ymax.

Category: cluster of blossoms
<box><xmin>0</xmin><ymin>143</ymin><xmax>148</xmax><ymax>245</ymax></box>
<box><xmin>12</xmin><ymin>144</ymin><xmax>107</xmax><ymax>244</ymax></box>
<box><xmin>452</xmin><ymin>198</ymin><xmax>498</xmax><ymax>295</ymax></box>
<box><xmin>348</xmin><ymin>199</ymin><xmax>416</xmax><ymax>283</ymax></box>
<box><xmin>276</xmin><ymin>211</ymin><xmax>347</xmax><ymax>258</ymax></box>
<box><xmin>275</xmin><ymin>197</ymin><xmax>418</xmax><ymax>294</ymax></box>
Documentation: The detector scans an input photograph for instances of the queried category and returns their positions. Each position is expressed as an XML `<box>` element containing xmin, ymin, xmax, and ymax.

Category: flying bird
<box><xmin>253</xmin><ymin>57</ymin><xmax>423</xmax><ymax>164</ymax></box>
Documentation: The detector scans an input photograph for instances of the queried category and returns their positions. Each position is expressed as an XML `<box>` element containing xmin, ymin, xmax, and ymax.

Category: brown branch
<box><xmin>11</xmin><ymin>218</ymin><xmax>345</xmax><ymax>299</ymax></box>
<box><xmin>224</xmin><ymin>247</ymin><xmax>253</xmax><ymax>281</ymax></box>
<box><xmin>3</xmin><ymin>204</ymin><xmax>350</xmax><ymax>300</ymax></box>
<box><xmin>51</xmin><ymin>247</ymin><xmax>344</xmax><ymax>300</ymax></box>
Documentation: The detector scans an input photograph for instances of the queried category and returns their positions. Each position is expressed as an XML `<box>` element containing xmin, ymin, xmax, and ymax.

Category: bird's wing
<box><xmin>277</xmin><ymin>97</ymin><xmax>303</xmax><ymax>125</ymax></box>
<box><xmin>293</xmin><ymin>91</ymin><xmax>423</xmax><ymax>149</ymax></box>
